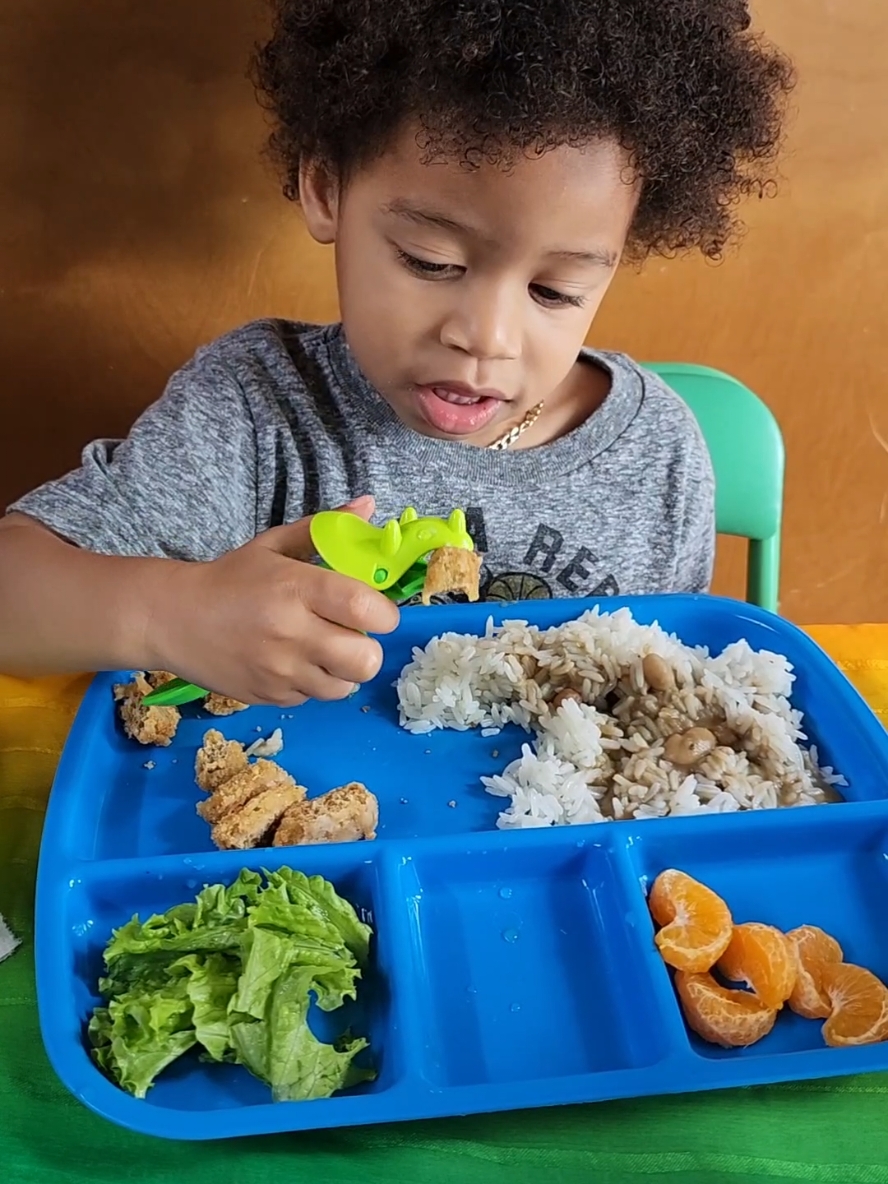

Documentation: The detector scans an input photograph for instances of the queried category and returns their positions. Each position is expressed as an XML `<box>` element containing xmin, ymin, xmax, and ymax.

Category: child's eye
<box><xmin>531</xmin><ymin>284</ymin><xmax>586</xmax><ymax>309</ymax></box>
<box><xmin>396</xmin><ymin>250</ymin><xmax>584</xmax><ymax>308</ymax></box>
<box><xmin>396</xmin><ymin>249</ymin><xmax>460</xmax><ymax>278</ymax></box>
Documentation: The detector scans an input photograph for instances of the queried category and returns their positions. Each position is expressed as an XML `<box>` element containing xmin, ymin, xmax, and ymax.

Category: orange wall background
<box><xmin>1</xmin><ymin>0</ymin><xmax>886</xmax><ymax>623</ymax></box>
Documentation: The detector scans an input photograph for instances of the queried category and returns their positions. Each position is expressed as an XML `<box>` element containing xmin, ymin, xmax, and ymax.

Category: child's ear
<box><xmin>299</xmin><ymin>158</ymin><xmax>339</xmax><ymax>244</ymax></box>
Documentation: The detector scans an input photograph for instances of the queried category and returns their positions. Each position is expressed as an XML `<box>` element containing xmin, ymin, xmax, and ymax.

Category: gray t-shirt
<box><xmin>9</xmin><ymin>319</ymin><xmax>715</xmax><ymax>601</ymax></box>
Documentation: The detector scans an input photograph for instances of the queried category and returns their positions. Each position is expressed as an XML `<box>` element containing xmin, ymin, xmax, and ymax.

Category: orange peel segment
<box><xmin>820</xmin><ymin>963</ymin><xmax>888</xmax><ymax>1048</ymax></box>
<box><xmin>786</xmin><ymin>925</ymin><xmax>844</xmax><ymax>1020</ymax></box>
<box><xmin>675</xmin><ymin>970</ymin><xmax>777</xmax><ymax>1048</ymax></box>
<box><xmin>717</xmin><ymin>922</ymin><xmax>797</xmax><ymax>1010</ymax></box>
<box><xmin>648</xmin><ymin>869</ymin><xmax>733</xmax><ymax>973</ymax></box>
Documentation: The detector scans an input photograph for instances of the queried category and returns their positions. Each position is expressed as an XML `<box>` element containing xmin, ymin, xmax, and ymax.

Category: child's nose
<box><xmin>439</xmin><ymin>281</ymin><xmax>521</xmax><ymax>360</ymax></box>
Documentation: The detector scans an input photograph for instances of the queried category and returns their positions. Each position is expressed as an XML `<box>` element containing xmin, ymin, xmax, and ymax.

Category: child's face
<box><xmin>301</xmin><ymin>126</ymin><xmax>638</xmax><ymax>446</ymax></box>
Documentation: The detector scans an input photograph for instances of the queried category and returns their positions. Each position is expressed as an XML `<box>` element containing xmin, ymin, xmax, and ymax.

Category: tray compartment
<box><xmin>36</xmin><ymin>845</ymin><xmax>410</xmax><ymax>1131</ymax></box>
<box><xmin>398</xmin><ymin>830</ymin><xmax>676</xmax><ymax>1087</ymax></box>
<box><xmin>624</xmin><ymin>804</ymin><xmax>888</xmax><ymax>1062</ymax></box>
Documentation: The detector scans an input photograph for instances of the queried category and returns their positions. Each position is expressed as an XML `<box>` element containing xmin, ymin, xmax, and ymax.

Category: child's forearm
<box><xmin>0</xmin><ymin>515</ymin><xmax>180</xmax><ymax>676</ymax></box>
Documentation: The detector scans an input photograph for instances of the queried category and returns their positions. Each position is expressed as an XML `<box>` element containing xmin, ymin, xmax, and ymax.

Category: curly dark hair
<box><xmin>251</xmin><ymin>0</ymin><xmax>795</xmax><ymax>261</ymax></box>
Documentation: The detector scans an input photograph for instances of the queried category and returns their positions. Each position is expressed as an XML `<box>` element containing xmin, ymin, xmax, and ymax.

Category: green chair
<box><xmin>644</xmin><ymin>362</ymin><xmax>785</xmax><ymax>613</ymax></box>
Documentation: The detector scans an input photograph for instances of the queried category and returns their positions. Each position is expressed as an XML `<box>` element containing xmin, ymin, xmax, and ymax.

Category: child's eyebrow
<box><xmin>382</xmin><ymin>198</ymin><xmax>478</xmax><ymax>237</ymax></box>
<box><xmin>548</xmin><ymin>246</ymin><xmax>619</xmax><ymax>269</ymax></box>
<box><xmin>381</xmin><ymin>199</ymin><xmax>617</xmax><ymax>268</ymax></box>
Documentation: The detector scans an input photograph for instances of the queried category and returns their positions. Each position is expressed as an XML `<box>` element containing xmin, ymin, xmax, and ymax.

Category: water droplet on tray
<box><xmin>510</xmin><ymin>1002</ymin><xmax>521</xmax><ymax>1013</ymax></box>
<box><xmin>498</xmin><ymin>887</ymin><xmax>513</xmax><ymax>899</ymax></box>
<box><xmin>502</xmin><ymin>928</ymin><xmax>519</xmax><ymax>943</ymax></box>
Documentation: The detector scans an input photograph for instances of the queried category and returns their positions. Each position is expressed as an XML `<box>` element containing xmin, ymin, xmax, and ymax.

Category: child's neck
<box><xmin>507</xmin><ymin>354</ymin><xmax>612</xmax><ymax>450</ymax></box>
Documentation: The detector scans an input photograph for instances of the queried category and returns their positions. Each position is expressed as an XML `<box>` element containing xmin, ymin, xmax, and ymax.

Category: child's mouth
<box><xmin>414</xmin><ymin>384</ymin><xmax>504</xmax><ymax>436</ymax></box>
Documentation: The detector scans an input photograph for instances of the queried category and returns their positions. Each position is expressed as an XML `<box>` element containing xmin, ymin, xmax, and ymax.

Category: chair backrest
<box><xmin>644</xmin><ymin>362</ymin><xmax>785</xmax><ymax>612</ymax></box>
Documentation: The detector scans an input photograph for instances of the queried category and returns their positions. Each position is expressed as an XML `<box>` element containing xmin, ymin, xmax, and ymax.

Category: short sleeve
<box><xmin>7</xmin><ymin>351</ymin><xmax>259</xmax><ymax>561</ymax></box>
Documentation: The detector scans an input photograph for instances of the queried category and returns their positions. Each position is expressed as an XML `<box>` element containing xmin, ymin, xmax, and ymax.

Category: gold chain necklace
<box><xmin>487</xmin><ymin>401</ymin><xmax>545</xmax><ymax>450</ymax></box>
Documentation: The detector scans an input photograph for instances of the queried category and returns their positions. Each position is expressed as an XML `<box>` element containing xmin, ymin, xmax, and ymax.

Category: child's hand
<box><xmin>153</xmin><ymin>496</ymin><xmax>400</xmax><ymax>706</ymax></box>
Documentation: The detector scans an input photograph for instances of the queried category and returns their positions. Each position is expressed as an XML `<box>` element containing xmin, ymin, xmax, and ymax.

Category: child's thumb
<box><xmin>259</xmin><ymin>495</ymin><xmax>376</xmax><ymax>561</ymax></box>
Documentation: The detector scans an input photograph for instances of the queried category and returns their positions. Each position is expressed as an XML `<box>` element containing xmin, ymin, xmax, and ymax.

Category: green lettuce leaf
<box><xmin>88</xmin><ymin>974</ymin><xmax>196</xmax><ymax>1099</ymax></box>
<box><xmin>176</xmin><ymin>953</ymin><xmax>239</xmax><ymax>1063</ymax></box>
<box><xmin>231</xmin><ymin>965</ymin><xmax>373</xmax><ymax>1102</ymax></box>
<box><xmin>90</xmin><ymin>868</ymin><xmax>374</xmax><ymax>1101</ymax></box>
<box><xmin>229</xmin><ymin>926</ymin><xmax>293</xmax><ymax>1021</ymax></box>
<box><xmin>103</xmin><ymin>870</ymin><xmax>264</xmax><ymax>972</ymax></box>
<box><xmin>266</xmin><ymin>869</ymin><xmax>372</xmax><ymax>965</ymax></box>
<box><xmin>266</xmin><ymin>966</ymin><xmax>372</xmax><ymax>1102</ymax></box>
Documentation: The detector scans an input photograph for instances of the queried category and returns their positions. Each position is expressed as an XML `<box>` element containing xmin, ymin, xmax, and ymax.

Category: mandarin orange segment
<box><xmin>820</xmin><ymin>963</ymin><xmax>888</xmax><ymax>1047</ymax></box>
<box><xmin>717</xmin><ymin>922</ymin><xmax>797</xmax><ymax>1010</ymax></box>
<box><xmin>675</xmin><ymin>970</ymin><xmax>777</xmax><ymax>1047</ymax></box>
<box><xmin>648</xmin><ymin>869</ymin><xmax>733</xmax><ymax>973</ymax></box>
<box><xmin>786</xmin><ymin>925</ymin><xmax>844</xmax><ymax>1020</ymax></box>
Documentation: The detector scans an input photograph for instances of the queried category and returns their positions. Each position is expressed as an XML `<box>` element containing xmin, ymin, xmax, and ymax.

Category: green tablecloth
<box><xmin>4</xmin><ymin>633</ymin><xmax>888</xmax><ymax>1183</ymax></box>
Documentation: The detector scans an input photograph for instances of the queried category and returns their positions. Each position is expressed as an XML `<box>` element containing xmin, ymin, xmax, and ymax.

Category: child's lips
<box><xmin>413</xmin><ymin>383</ymin><xmax>507</xmax><ymax>436</ymax></box>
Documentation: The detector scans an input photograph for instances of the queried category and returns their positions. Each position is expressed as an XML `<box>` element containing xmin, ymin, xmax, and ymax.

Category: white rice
<box><xmin>395</xmin><ymin>606</ymin><xmax>846</xmax><ymax>829</ymax></box>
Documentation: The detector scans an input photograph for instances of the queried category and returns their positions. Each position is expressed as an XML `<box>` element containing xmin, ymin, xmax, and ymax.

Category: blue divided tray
<box><xmin>35</xmin><ymin>594</ymin><xmax>888</xmax><ymax>1140</ymax></box>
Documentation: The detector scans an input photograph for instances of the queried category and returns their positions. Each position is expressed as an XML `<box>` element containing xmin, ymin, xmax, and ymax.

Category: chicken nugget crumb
<box><xmin>421</xmin><ymin>546</ymin><xmax>482</xmax><ymax>605</ymax></box>
<box><xmin>195</xmin><ymin>729</ymin><xmax>249</xmax><ymax>792</ymax></box>
<box><xmin>273</xmin><ymin>782</ymin><xmax>378</xmax><ymax>848</ymax></box>
<box><xmin>211</xmin><ymin>783</ymin><xmax>305</xmax><ymax>850</ymax></box>
<box><xmin>204</xmin><ymin>692</ymin><xmax>249</xmax><ymax>716</ymax></box>
<box><xmin>198</xmin><ymin>760</ymin><xmax>302</xmax><ymax>825</ymax></box>
<box><xmin>147</xmin><ymin>671</ymin><xmax>177</xmax><ymax>688</ymax></box>
<box><xmin>113</xmin><ymin>672</ymin><xmax>180</xmax><ymax>747</ymax></box>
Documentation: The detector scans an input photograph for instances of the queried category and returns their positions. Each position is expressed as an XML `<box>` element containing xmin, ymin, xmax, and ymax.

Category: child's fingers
<box><xmin>280</xmin><ymin>666</ymin><xmax>359</xmax><ymax>703</ymax></box>
<box><xmin>302</xmin><ymin>623</ymin><xmax>386</xmax><ymax>686</ymax></box>
<box><xmin>307</xmin><ymin>569</ymin><xmax>401</xmax><ymax>637</ymax></box>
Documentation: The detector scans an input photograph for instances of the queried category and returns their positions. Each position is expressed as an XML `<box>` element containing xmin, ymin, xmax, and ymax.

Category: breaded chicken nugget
<box><xmin>421</xmin><ymin>546</ymin><xmax>482</xmax><ymax>605</ymax></box>
<box><xmin>211</xmin><ymin>783</ymin><xmax>305</xmax><ymax>850</ymax></box>
<box><xmin>195</xmin><ymin>729</ymin><xmax>249</xmax><ymax>792</ymax></box>
<box><xmin>274</xmin><ymin>782</ymin><xmax>378</xmax><ymax>847</ymax></box>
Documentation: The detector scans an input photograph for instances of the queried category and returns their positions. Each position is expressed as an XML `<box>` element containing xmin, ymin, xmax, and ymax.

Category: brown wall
<box><xmin>1</xmin><ymin>0</ymin><xmax>886</xmax><ymax>623</ymax></box>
